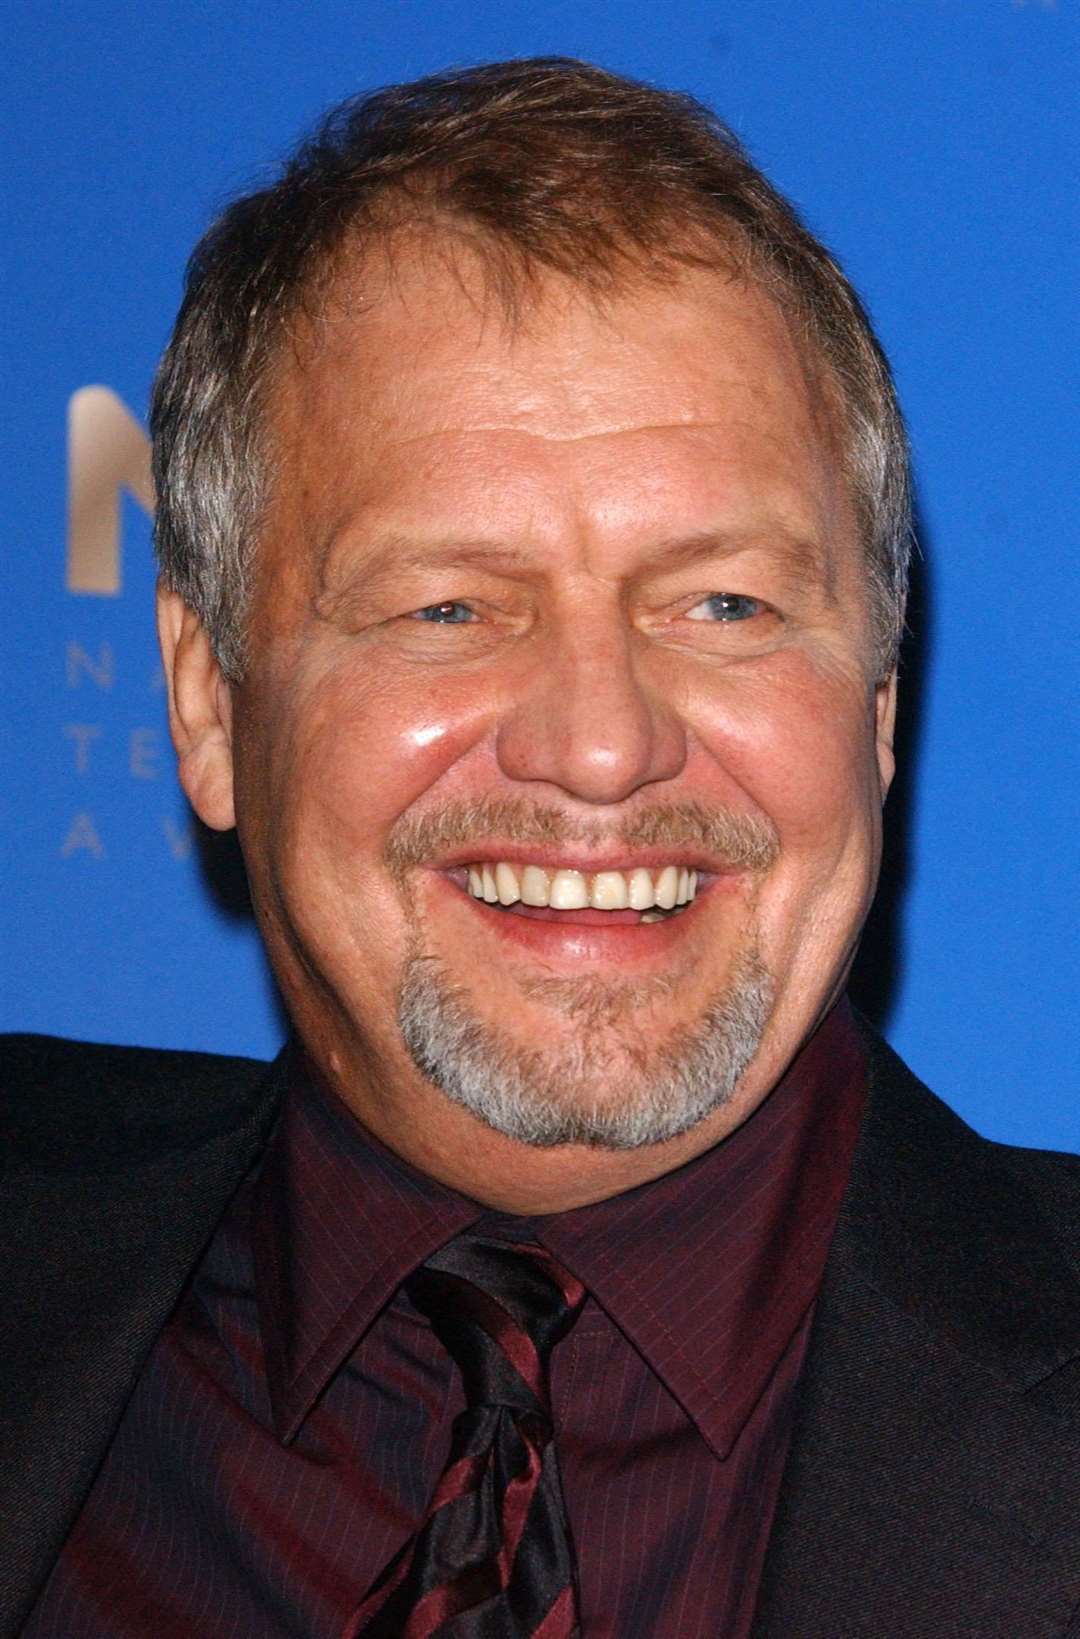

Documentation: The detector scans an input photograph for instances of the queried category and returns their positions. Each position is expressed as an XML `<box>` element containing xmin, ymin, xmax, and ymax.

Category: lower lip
<box><xmin>492</xmin><ymin>902</ymin><xmax>649</xmax><ymax>925</ymax></box>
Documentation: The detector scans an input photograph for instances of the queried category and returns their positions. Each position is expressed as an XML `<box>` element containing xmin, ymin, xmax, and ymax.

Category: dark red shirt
<box><xmin>27</xmin><ymin>1001</ymin><xmax>865</xmax><ymax>1638</ymax></box>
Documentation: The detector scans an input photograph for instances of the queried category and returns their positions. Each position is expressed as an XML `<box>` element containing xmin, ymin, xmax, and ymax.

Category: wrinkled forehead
<box><xmin>270</xmin><ymin>231</ymin><xmax>849</xmax><ymax>483</ymax></box>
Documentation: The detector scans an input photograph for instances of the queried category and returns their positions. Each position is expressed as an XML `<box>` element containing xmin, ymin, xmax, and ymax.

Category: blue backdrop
<box><xmin>4</xmin><ymin>0</ymin><xmax>1077</xmax><ymax>1149</ymax></box>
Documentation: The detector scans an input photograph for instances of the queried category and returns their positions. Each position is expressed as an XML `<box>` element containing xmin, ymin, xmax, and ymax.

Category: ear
<box><xmin>874</xmin><ymin>670</ymin><xmax>898</xmax><ymax>802</ymax></box>
<box><xmin>156</xmin><ymin>583</ymin><xmax>236</xmax><ymax>831</ymax></box>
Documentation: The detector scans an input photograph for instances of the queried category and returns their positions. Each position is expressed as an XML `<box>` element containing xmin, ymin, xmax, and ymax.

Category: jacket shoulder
<box><xmin>857</xmin><ymin>1018</ymin><xmax>1080</xmax><ymax>1288</ymax></box>
<box><xmin>984</xmin><ymin>1134</ymin><xmax>1080</xmax><ymax>1282</ymax></box>
<box><xmin>1</xmin><ymin>1031</ymin><xmax>274</xmax><ymax>1173</ymax></box>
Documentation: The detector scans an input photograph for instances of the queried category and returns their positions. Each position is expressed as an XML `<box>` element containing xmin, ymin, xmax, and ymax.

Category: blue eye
<box><xmin>688</xmin><ymin>593</ymin><xmax>763</xmax><ymax>622</ymax></box>
<box><xmin>412</xmin><ymin>601</ymin><xmax>474</xmax><ymax>623</ymax></box>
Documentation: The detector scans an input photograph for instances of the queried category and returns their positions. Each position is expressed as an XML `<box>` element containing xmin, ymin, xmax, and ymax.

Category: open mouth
<box><xmin>459</xmin><ymin>862</ymin><xmax>699</xmax><ymax>925</ymax></box>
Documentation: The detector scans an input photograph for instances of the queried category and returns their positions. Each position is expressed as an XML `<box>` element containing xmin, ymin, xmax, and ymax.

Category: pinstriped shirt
<box><xmin>27</xmin><ymin>1001</ymin><xmax>865</xmax><ymax>1638</ymax></box>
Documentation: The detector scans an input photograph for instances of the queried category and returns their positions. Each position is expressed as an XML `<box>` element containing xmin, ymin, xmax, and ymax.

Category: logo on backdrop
<box><xmin>67</xmin><ymin>386</ymin><xmax>154</xmax><ymax>594</ymax></box>
<box><xmin>62</xmin><ymin>386</ymin><xmax>191</xmax><ymax>864</ymax></box>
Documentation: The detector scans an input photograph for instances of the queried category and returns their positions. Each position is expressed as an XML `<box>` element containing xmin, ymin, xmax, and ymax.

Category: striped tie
<box><xmin>348</xmin><ymin>1234</ymin><xmax>587</xmax><ymax>1638</ymax></box>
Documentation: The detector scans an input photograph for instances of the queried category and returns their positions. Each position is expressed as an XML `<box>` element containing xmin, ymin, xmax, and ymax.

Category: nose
<box><xmin>494</xmin><ymin>609</ymin><xmax>687</xmax><ymax>805</ymax></box>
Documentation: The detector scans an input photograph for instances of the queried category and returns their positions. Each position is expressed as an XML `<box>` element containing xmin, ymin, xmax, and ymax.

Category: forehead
<box><xmin>262</xmin><ymin>244</ymin><xmax>853</xmax><ymax>579</ymax></box>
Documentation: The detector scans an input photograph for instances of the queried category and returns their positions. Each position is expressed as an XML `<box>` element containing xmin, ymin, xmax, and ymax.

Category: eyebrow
<box><xmin>322</xmin><ymin>531</ymin><xmax>537</xmax><ymax>581</ymax></box>
<box><xmin>636</xmin><ymin>524</ymin><xmax>823</xmax><ymax>568</ymax></box>
<box><xmin>322</xmin><ymin>523</ymin><xmax>837</xmax><ymax>597</ymax></box>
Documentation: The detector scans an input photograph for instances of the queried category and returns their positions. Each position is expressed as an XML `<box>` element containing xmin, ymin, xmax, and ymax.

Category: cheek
<box><xmin>686</xmin><ymin>657</ymin><xmax>881</xmax><ymax>850</ymax></box>
<box><xmin>247</xmin><ymin>654</ymin><xmax>500</xmax><ymax>873</ymax></box>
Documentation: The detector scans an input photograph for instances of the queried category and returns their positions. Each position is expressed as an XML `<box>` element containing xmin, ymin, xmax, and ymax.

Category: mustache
<box><xmin>385</xmin><ymin>796</ymin><xmax>779</xmax><ymax>877</ymax></box>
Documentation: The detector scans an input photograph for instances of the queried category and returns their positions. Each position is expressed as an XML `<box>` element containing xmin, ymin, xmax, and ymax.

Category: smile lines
<box><xmin>465</xmin><ymin>862</ymin><xmax>699</xmax><ymax>912</ymax></box>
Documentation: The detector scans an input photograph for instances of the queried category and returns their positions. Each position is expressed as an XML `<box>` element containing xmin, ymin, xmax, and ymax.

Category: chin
<box><xmin>397</xmin><ymin>945</ymin><xmax>774</xmax><ymax>1151</ymax></box>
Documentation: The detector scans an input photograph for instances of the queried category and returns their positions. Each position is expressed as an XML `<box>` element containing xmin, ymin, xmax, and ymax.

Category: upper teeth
<box><xmin>465</xmin><ymin>863</ymin><xmax>698</xmax><ymax>911</ymax></box>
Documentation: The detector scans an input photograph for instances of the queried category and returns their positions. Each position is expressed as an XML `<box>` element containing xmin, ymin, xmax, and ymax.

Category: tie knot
<box><xmin>406</xmin><ymin>1234</ymin><xmax>586</xmax><ymax>1417</ymax></box>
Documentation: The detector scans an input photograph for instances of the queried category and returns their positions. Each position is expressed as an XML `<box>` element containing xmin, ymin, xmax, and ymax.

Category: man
<box><xmin>4</xmin><ymin>57</ymin><xmax>1079</xmax><ymax>1638</ymax></box>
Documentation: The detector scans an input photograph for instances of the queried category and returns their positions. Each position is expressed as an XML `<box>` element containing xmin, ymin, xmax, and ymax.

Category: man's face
<box><xmin>175</xmin><ymin>248</ymin><xmax>895</xmax><ymax>1207</ymax></box>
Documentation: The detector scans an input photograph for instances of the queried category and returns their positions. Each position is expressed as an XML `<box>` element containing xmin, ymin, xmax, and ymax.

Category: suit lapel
<box><xmin>754</xmin><ymin>1032</ymin><xmax>1080</xmax><ymax>1637</ymax></box>
<box><xmin>0</xmin><ymin>1049</ymin><xmax>285</xmax><ymax>1639</ymax></box>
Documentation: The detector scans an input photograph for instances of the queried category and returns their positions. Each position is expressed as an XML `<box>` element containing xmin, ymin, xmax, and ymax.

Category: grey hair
<box><xmin>152</xmin><ymin>57</ymin><xmax>911</xmax><ymax>683</ymax></box>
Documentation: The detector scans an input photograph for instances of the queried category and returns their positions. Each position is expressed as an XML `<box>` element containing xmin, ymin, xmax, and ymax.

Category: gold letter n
<box><xmin>66</xmin><ymin>386</ymin><xmax>155</xmax><ymax>594</ymax></box>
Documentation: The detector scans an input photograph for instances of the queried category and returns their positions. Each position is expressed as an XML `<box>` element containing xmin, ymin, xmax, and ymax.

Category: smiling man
<box><xmin>6</xmin><ymin>58</ymin><xmax>1080</xmax><ymax>1639</ymax></box>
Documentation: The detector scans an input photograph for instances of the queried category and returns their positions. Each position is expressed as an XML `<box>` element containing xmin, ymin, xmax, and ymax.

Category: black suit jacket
<box><xmin>2</xmin><ymin>1026</ymin><xmax>1079</xmax><ymax>1637</ymax></box>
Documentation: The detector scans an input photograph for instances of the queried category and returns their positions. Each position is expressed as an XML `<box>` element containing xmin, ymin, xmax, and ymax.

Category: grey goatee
<box><xmin>398</xmin><ymin>948</ymin><xmax>773</xmax><ymax>1150</ymax></box>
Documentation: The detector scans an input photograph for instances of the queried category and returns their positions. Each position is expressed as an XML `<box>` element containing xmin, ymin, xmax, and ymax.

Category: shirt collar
<box><xmin>255</xmin><ymin>1000</ymin><xmax>865</xmax><ymax>1452</ymax></box>
<box><xmin>532</xmin><ymin>998</ymin><xmax>866</xmax><ymax>1456</ymax></box>
<box><xmin>253</xmin><ymin>1051</ymin><xmax>483</xmax><ymax>1442</ymax></box>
